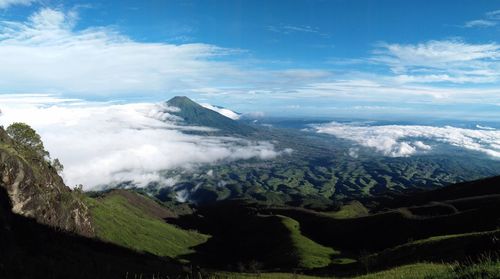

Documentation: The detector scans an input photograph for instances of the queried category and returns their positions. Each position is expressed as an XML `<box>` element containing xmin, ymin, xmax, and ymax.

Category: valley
<box><xmin>0</xmin><ymin>99</ymin><xmax>499</xmax><ymax>278</ymax></box>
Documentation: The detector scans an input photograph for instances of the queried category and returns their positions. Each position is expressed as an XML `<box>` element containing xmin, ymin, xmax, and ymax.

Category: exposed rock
<box><xmin>0</xmin><ymin>127</ymin><xmax>94</xmax><ymax>237</ymax></box>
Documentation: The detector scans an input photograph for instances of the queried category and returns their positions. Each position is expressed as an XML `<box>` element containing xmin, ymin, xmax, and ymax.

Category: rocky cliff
<box><xmin>0</xmin><ymin>126</ymin><xmax>94</xmax><ymax>237</ymax></box>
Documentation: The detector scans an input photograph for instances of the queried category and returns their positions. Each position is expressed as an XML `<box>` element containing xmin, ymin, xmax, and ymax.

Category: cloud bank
<box><xmin>0</xmin><ymin>95</ymin><xmax>283</xmax><ymax>190</ymax></box>
<box><xmin>0</xmin><ymin>8</ymin><xmax>243</xmax><ymax>96</ymax></box>
<box><xmin>313</xmin><ymin>122</ymin><xmax>500</xmax><ymax>158</ymax></box>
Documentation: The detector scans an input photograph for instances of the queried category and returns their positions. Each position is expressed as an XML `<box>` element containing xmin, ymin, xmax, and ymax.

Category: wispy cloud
<box><xmin>0</xmin><ymin>95</ymin><xmax>285</xmax><ymax>190</ymax></box>
<box><xmin>313</xmin><ymin>122</ymin><xmax>500</xmax><ymax>158</ymax></box>
<box><xmin>0</xmin><ymin>0</ymin><xmax>35</xmax><ymax>9</ymax></box>
<box><xmin>372</xmin><ymin>40</ymin><xmax>500</xmax><ymax>83</ymax></box>
<box><xmin>464</xmin><ymin>19</ymin><xmax>497</xmax><ymax>28</ymax></box>
<box><xmin>267</xmin><ymin>24</ymin><xmax>330</xmax><ymax>38</ymax></box>
<box><xmin>464</xmin><ymin>9</ymin><xmax>500</xmax><ymax>28</ymax></box>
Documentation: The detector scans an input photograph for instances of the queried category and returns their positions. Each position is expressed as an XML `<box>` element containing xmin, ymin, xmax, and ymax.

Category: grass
<box><xmin>211</xmin><ymin>259</ymin><xmax>500</xmax><ymax>279</ymax></box>
<box><xmin>278</xmin><ymin>215</ymin><xmax>340</xmax><ymax>269</ymax></box>
<box><xmin>354</xmin><ymin>263</ymin><xmax>450</xmax><ymax>279</ymax></box>
<box><xmin>212</xmin><ymin>272</ymin><xmax>323</xmax><ymax>279</ymax></box>
<box><xmin>409</xmin><ymin>229</ymin><xmax>500</xmax><ymax>246</ymax></box>
<box><xmin>324</xmin><ymin>201</ymin><xmax>368</xmax><ymax>219</ymax></box>
<box><xmin>439</xmin><ymin>257</ymin><xmax>500</xmax><ymax>279</ymax></box>
<box><xmin>212</xmin><ymin>263</ymin><xmax>448</xmax><ymax>279</ymax></box>
<box><xmin>86</xmin><ymin>194</ymin><xmax>209</xmax><ymax>259</ymax></box>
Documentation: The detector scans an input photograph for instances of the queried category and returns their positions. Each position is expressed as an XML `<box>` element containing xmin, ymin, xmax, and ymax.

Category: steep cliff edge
<box><xmin>0</xmin><ymin>126</ymin><xmax>94</xmax><ymax>237</ymax></box>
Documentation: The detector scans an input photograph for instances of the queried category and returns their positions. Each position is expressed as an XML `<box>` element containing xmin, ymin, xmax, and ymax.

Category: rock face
<box><xmin>0</xmin><ymin>127</ymin><xmax>94</xmax><ymax>237</ymax></box>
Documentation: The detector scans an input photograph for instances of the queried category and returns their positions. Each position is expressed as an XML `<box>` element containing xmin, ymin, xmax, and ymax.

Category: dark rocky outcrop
<box><xmin>0</xmin><ymin>127</ymin><xmax>94</xmax><ymax>237</ymax></box>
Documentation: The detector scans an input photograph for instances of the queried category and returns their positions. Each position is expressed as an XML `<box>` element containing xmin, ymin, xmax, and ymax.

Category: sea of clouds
<box><xmin>313</xmin><ymin>122</ymin><xmax>500</xmax><ymax>158</ymax></box>
<box><xmin>0</xmin><ymin>94</ymin><xmax>283</xmax><ymax>190</ymax></box>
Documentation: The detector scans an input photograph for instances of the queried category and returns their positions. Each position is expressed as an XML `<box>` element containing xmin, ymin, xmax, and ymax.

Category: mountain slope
<box><xmin>0</xmin><ymin>186</ymin><xmax>185</xmax><ymax>279</ymax></box>
<box><xmin>0</xmin><ymin>126</ymin><xmax>94</xmax><ymax>237</ymax></box>
<box><xmin>166</xmin><ymin>96</ymin><xmax>255</xmax><ymax>136</ymax></box>
<box><xmin>86</xmin><ymin>190</ymin><xmax>209</xmax><ymax>259</ymax></box>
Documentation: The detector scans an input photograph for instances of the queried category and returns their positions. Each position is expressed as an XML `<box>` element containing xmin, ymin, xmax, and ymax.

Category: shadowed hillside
<box><xmin>0</xmin><ymin>186</ymin><xmax>186</xmax><ymax>279</ymax></box>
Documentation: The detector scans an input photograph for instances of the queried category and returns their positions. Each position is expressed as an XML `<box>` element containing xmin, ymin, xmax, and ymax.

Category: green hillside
<box><xmin>215</xmin><ymin>260</ymin><xmax>500</xmax><ymax>279</ymax></box>
<box><xmin>86</xmin><ymin>191</ymin><xmax>209</xmax><ymax>259</ymax></box>
<box><xmin>279</xmin><ymin>215</ymin><xmax>340</xmax><ymax>269</ymax></box>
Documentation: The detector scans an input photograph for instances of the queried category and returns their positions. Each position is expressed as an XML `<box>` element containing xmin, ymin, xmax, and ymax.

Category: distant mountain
<box><xmin>166</xmin><ymin>96</ymin><xmax>255</xmax><ymax>136</ymax></box>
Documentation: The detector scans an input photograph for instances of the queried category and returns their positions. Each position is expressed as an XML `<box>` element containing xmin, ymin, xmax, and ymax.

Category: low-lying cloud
<box><xmin>313</xmin><ymin>122</ymin><xmax>500</xmax><ymax>158</ymax></box>
<box><xmin>0</xmin><ymin>95</ymin><xmax>283</xmax><ymax>190</ymax></box>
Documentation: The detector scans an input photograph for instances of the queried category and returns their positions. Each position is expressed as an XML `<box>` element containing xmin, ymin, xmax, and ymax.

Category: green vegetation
<box><xmin>357</xmin><ymin>258</ymin><xmax>500</xmax><ymax>279</ymax></box>
<box><xmin>279</xmin><ymin>215</ymin><xmax>340</xmax><ymax>269</ymax></box>
<box><xmin>438</xmin><ymin>257</ymin><xmax>500</xmax><ymax>279</ymax></box>
<box><xmin>212</xmin><ymin>259</ymin><xmax>500</xmax><ymax>279</ymax></box>
<box><xmin>212</xmin><ymin>272</ymin><xmax>323</xmax><ymax>279</ymax></box>
<box><xmin>410</xmin><ymin>230</ymin><xmax>500</xmax><ymax>246</ymax></box>
<box><xmin>354</xmin><ymin>263</ymin><xmax>450</xmax><ymax>279</ymax></box>
<box><xmin>325</xmin><ymin>201</ymin><xmax>368</xmax><ymax>218</ymax></box>
<box><xmin>6</xmin><ymin>122</ymin><xmax>48</xmax><ymax>158</ymax></box>
<box><xmin>152</xmin><ymin>144</ymin><xmax>500</xmax><ymax>206</ymax></box>
<box><xmin>86</xmin><ymin>193</ymin><xmax>209</xmax><ymax>259</ymax></box>
<box><xmin>4</xmin><ymin>122</ymin><xmax>64</xmax><ymax>172</ymax></box>
<box><xmin>368</xmin><ymin>229</ymin><xmax>500</xmax><ymax>269</ymax></box>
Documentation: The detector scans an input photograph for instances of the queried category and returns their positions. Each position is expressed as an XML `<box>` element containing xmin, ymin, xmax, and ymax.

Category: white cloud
<box><xmin>372</xmin><ymin>40</ymin><xmax>500</xmax><ymax>84</ymax></box>
<box><xmin>201</xmin><ymin>103</ymin><xmax>241</xmax><ymax>120</ymax></box>
<box><xmin>464</xmin><ymin>10</ymin><xmax>500</xmax><ymax>28</ymax></box>
<box><xmin>486</xmin><ymin>10</ymin><xmax>500</xmax><ymax>20</ymax></box>
<box><xmin>0</xmin><ymin>95</ymin><xmax>284</xmax><ymax>190</ymax></box>
<box><xmin>0</xmin><ymin>8</ymin><xmax>243</xmax><ymax>96</ymax></box>
<box><xmin>313</xmin><ymin>122</ymin><xmax>500</xmax><ymax>158</ymax></box>
<box><xmin>464</xmin><ymin>19</ymin><xmax>497</xmax><ymax>28</ymax></box>
<box><xmin>0</xmin><ymin>9</ymin><xmax>498</xmax><ymax>120</ymax></box>
<box><xmin>0</xmin><ymin>0</ymin><xmax>34</xmax><ymax>9</ymax></box>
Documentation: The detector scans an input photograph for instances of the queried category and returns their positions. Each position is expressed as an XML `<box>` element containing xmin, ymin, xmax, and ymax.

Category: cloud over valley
<box><xmin>0</xmin><ymin>95</ymin><xmax>283</xmax><ymax>190</ymax></box>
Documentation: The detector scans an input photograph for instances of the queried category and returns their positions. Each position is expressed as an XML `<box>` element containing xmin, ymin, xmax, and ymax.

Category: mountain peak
<box><xmin>165</xmin><ymin>96</ymin><xmax>254</xmax><ymax>136</ymax></box>
<box><xmin>166</xmin><ymin>96</ymin><xmax>198</xmax><ymax>106</ymax></box>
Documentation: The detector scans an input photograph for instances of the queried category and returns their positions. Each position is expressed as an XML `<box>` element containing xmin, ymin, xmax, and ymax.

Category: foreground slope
<box><xmin>86</xmin><ymin>189</ymin><xmax>209</xmax><ymax>260</ymax></box>
<box><xmin>0</xmin><ymin>186</ymin><xmax>185</xmax><ymax>279</ymax></box>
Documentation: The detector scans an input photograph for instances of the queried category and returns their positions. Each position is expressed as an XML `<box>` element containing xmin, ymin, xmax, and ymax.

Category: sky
<box><xmin>0</xmin><ymin>0</ymin><xmax>498</xmax><ymax>120</ymax></box>
<box><xmin>0</xmin><ymin>0</ymin><xmax>499</xmax><ymax>189</ymax></box>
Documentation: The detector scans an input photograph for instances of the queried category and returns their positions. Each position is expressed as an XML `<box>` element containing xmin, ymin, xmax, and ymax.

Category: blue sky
<box><xmin>0</xmin><ymin>0</ymin><xmax>499</xmax><ymax>121</ymax></box>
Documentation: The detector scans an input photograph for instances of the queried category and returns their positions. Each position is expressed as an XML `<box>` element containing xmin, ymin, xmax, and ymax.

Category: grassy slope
<box><xmin>325</xmin><ymin>201</ymin><xmax>368</xmax><ymax>219</ymax></box>
<box><xmin>278</xmin><ymin>215</ymin><xmax>340</xmax><ymax>269</ymax></box>
<box><xmin>86</xmin><ymin>194</ymin><xmax>208</xmax><ymax>259</ymax></box>
<box><xmin>214</xmin><ymin>263</ymin><xmax>449</xmax><ymax>279</ymax></box>
<box><xmin>354</xmin><ymin>263</ymin><xmax>449</xmax><ymax>279</ymax></box>
<box><xmin>369</xmin><ymin>229</ymin><xmax>500</xmax><ymax>268</ymax></box>
<box><xmin>215</xmin><ymin>260</ymin><xmax>500</xmax><ymax>279</ymax></box>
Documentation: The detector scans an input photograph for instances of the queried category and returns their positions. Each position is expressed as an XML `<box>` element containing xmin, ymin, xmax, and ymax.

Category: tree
<box><xmin>51</xmin><ymin>158</ymin><xmax>64</xmax><ymax>173</ymax></box>
<box><xmin>6</xmin><ymin>122</ymin><xmax>49</xmax><ymax>158</ymax></box>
